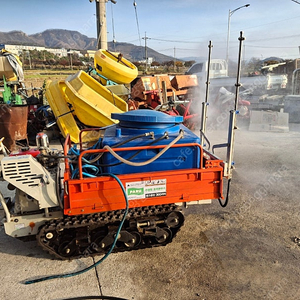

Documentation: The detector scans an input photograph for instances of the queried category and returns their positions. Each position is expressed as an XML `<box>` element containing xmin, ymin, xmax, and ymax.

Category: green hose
<box><xmin>24</xmin><ymin>173</ymin><xmax>128</xmax><ymax>285</ymax></box>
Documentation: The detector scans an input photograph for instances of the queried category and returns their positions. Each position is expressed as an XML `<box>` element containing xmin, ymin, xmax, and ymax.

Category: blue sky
<box><xmin>2</xmin><ymin>0</ymin><xmax>300</xmax><ymax>60</ymax></box>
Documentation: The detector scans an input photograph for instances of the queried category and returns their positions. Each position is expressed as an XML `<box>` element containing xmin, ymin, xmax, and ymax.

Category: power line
<box><xmin>110</xmin><ymin>1</ymin><xmax>116</xmax><ymax>51</ymax></box>
<box><xmin>150</xmin><ymin>27</ymin><xmax>300</xmax><ymax>47</ymax></box>
<box><xmin>133</xmin><ymin>1</ymin><xmax>141</xmax><ymax>46</ymax></box>
<box><xmin>127</xmin><ymin>39</ymin><xmax>142</xmax><ymax>44</ymax></box>
<box><xmin>246</xmin><ymin>45</ymin><xmax>299</xmax><ymax>49</ymax></box>
<box><xmin>241</xmin><ymin>15</ymin><xmax>300</xmax><ymax>32</ymax></box>
<box><xmin>248</xmin><ymin>33</ymin><xmax>300</xmax><ymax>42</ymax></box>
<box><xmin>150</xmin><ymin>37</ymin><xmax>200</xmax><ymax>44</ymax></box>
<box><xmin>126</xmin><ymin>13</ymin><xmax>300</xmax><ymax>50</ymax></box>
<box><xmin>142</xmin><ymin>32</ymin><xmax>150</xmax><ymax>72</ymax></box>
<box><xmin>150</xmin><ymin>14</ymin><xmax>300</xmax><ymax>46</ymax></box>
<box><xmin>155</xmin><ymin>48</ymin><xmax>174</xmax><ymax>52</ymax></box>
<box><xmin>175</xmin><ymin>48</ymin><xmax>199</xmax><ymax>51</ymax></box>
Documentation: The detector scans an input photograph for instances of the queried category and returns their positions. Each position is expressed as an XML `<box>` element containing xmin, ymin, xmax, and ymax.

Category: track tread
<box><xmin>36</xmin><ymin>204</ymin><xmax>184</xmax><ymax>260</ymax></box>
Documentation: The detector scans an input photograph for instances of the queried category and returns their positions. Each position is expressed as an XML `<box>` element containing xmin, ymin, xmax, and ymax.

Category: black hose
<box><xmin>61</xmin><ymin>296</ymin><xmax>128</xmax><ymax>300</ymax></box>
<box><xmin>199</xmin><ymin>130</ymin><xmax>211</xmax><ymax>151</ymax></box>
<box><xmin>95</xmin><ymin>132</ymin><xmax>168</xmax><ymax>168</ymax></box>
<box><xmin>55</xmin><ymin>165</ymin><xmax>63</xmax><ymax>209</ymax></box>
<box><xmin>82</xmin><ymin>132</ymin><xmax>154</xmax><ymax>164</ymax></box>
<box><xmin>112</xmin><ymin>132</ymin><xmax>154</xmax><ymax>148</ymax></box>
<box><xmin>218</xmin><ymin>178</ymin><xmax>231</xmax><ymax>208</ymax></box>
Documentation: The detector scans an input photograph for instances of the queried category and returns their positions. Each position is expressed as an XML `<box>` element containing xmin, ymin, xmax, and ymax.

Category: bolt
<box><xmin>65</xmin><ymin>248</ymin><xmax>70</xmax><ymax>254</ymax></box>
<box><xmin>46</xmin><ymin>232</ymin><xmax>54</xmax><ymax>239</ymax></box>
<box><xmin>114</xmin><ymin>233</ymin><xmax>121</xmax><ymax>239</ymax></box>
<box><xmin>101</xmin><ymin>243</ymin><xmax>105</xmax><ymax>248</ymax></box>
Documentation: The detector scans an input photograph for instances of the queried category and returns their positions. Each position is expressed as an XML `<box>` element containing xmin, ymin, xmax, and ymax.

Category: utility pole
<box><xmin>96</xmin><ymin>0</ymin><xmax>107</xmax><ymax>49</ymax></box>
<box><xmin>26</xmin><ymin>50</ymin><xmax>32</xmax><ymax>70</ymax></box>
<box><xmin>173</xmin><ymin>47</ymin><xmax>176</xmax><ymax>72</ymax></box>
<box><xmin>68</xmin><ymin>51</ymin><xmax>73</xmax><ymax>70</ymax></box>
<box><xmin>90</xmin><ymin>0</ymin><xmax>117</xmax><ymax>50</ymax></box>
<box><xmin>142</xmin><ymin>32</ymin><xmax>150</xmax><ymax>72</ymax></box>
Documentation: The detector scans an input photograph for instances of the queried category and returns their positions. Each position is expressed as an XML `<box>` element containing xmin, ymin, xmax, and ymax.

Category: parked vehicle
<box><xmin>186</xmin><ymin>59</ymin><xmax>228</xmax><ymax>86</ymax></box>
<box><xmin>266</xmin><ymin>73</ymin><xmax>287</xmax><ymax>91</ymax></box>
<box><xmin>212</xmin><ymin>87</ymin><xmax>251</xmax><ymax>119</ymax></box>
<box><xmin>186</xmin><ymin>59</ymin><xmax>288</xmax><ymax>94</ymax></box>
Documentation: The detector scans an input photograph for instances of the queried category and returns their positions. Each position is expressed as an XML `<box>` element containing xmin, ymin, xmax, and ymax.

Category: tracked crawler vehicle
<box><xmin>0</xmin><ymin>109</ymin><xmax>233</xmax><ymax>260</ymax></box>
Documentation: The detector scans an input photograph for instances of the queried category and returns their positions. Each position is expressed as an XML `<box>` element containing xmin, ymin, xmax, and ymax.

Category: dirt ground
<box><xmin>0</xmin><ymin>123</ymin><xmax>300</xmax><ymax>300</ymax></box>
<box><xmin>95</xmin><ymin>123</ymin><xmax>300</xmax><ymax>300</ymax></box>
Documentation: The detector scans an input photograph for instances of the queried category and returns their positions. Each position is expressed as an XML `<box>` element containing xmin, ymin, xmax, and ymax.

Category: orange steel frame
<box><xmin>63</xmin><ymin>134</ymin><xmax>224</xmax><ymax>216</ymax></box>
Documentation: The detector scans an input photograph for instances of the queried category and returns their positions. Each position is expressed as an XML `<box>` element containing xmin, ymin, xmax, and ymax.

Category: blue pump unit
<box><xmin>100</xmin><ymin>110</ymin><xmax>201</xmax><ymax>175</ymax></box>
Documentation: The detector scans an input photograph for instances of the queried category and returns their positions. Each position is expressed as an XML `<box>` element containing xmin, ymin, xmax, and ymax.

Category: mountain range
<box><xmin>0</xmin><ymin>29</ymin><xmax>175</xmax><ymax>63</ymax></box>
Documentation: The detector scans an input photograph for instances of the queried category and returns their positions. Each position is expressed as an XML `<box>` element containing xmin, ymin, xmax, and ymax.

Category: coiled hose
<box><xmin>103</xmin><ymin>130</ymin><xmax>184</xmax><ymax>167</ymax></box>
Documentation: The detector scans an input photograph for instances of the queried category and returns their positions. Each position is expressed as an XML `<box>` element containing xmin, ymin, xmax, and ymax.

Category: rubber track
<box><xmin>37</xmin><ymin>204</ymin><xmax>184</xmax><ymax>260</ymax></box>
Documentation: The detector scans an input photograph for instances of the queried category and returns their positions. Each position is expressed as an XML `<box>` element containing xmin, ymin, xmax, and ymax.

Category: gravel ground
<box><xmin>1</xmin><ymin>123</ymin><xmax>300</xmax><ymax>300</ymax></box>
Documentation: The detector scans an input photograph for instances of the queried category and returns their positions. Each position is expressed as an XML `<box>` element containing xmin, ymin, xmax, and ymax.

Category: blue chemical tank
<box><xmin>101</xmin><ymin>110</ymin><xmax>201</xmax><ymax>174</ymax></box>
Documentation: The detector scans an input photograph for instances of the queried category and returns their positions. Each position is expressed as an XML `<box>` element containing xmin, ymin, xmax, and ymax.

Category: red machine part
<box><xmin>9</xmin><ymin>148</ymin><xmax>40</xmax><ymax>157</ymax></box>
<box><xmin>130</xmin><ymin>75</ymin><xmax>200</xmax><ymax>128</ymax></box>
